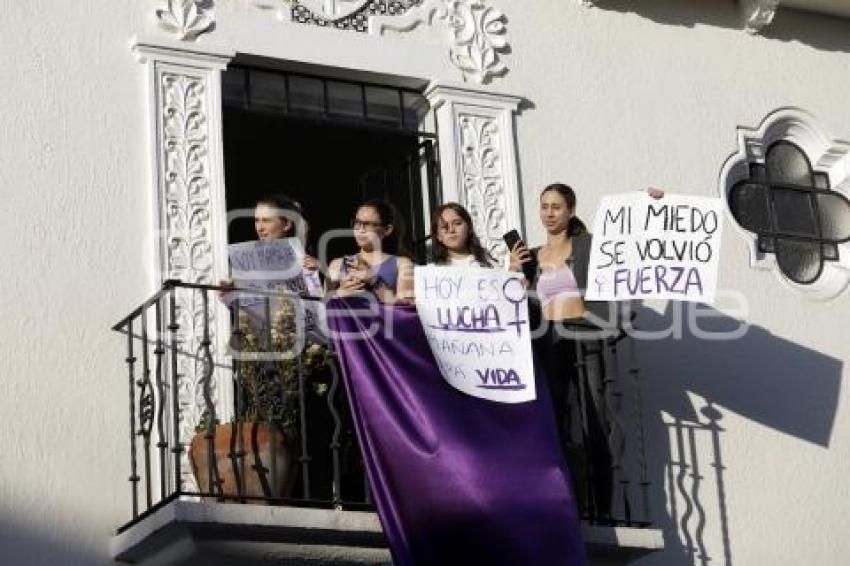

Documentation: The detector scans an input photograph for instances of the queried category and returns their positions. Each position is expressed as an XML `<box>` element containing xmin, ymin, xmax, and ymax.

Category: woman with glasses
<box><xmin>327</xmin><ymin>199</ymin><xmax>415</xmax><ymax>303</ymax></box>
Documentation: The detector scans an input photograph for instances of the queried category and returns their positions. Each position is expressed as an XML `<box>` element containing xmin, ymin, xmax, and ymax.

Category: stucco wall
<box><xmin>500</xmin><ymin>2</ymin><xmax>850</xmax><ymax>565</ymax></box>
<box><xmin>0</xmin><ymin>3</ymin><xmax>152</xmax><ymax>565</ymax></box>
<box><xmin>0</xmin><ymin>1</ymin><xmax>847</xmax><ymax>565</ymax></box>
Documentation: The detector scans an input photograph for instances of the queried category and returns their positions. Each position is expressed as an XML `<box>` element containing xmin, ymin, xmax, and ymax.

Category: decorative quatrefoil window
<box><xmin>728</xmin><ymin>140</ymin><xmax>850</xmax><ymax>285</ymax></box>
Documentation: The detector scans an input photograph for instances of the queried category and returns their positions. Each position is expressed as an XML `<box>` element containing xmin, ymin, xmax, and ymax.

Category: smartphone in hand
<box><xmin>503</xmin><ymin>230</ymin><xmax>538</xmax><ymax>281</ymax></box>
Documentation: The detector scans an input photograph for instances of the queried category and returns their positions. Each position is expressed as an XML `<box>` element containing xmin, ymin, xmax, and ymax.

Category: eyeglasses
<box><xmin>351</xmin><ymin>218</ymin><xmax>385</xmax><ymax>231</ymax></box>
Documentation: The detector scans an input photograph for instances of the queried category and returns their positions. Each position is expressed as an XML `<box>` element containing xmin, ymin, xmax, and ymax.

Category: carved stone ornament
<box><xmin>378</xmin><ymin>0</ymin><xmax>511</xmax><ymax>84</ymax></box>
<box><xmin>156</xmin><ymin>0</ymin><xmax>215</xmax><ymax>41</ymax></box>
<box><xmin>443</xmin><ymin>0</ymin><xmax>508</xmax><ymax>84</ymax></box>
<box><xmin>160</xmin><ymin>70</ymin><xmax>218</xmax><ymax>489</ymax></box>
<box><xmin>459</xmin><ymin>114</ymin><xmax>508</xmax><ymax>259</ymax></box>
<box><xmin>739</xmin><ymin>0</ymin><xmax>780</xmax><ymax>34</ymax></box>
<box><xmin>298</xmin><ymin>0</ymin><xmax>372</xmax><ymax>20</ymax></box>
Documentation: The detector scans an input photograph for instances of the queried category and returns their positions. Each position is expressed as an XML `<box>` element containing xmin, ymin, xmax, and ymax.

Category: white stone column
<box><xmin>132</xmin><ymin>39</ymin><xmax>235</xmax><ymax>491</ymax></box>
<box><xmin>425</xmin><ymin>83</ymin><xmax>524</xmax><ymax>261</ymax></box>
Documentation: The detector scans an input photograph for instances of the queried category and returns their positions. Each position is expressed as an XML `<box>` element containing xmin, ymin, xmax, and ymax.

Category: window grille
<box><xmin>222</xmin><ymin>65</ymin><xmax>432</xmax><ymax>136</ymax></box>
<box><xmin>728</xmin><ymin>141</ymin><xmax>850</xmax><ymax>284</ymax></box>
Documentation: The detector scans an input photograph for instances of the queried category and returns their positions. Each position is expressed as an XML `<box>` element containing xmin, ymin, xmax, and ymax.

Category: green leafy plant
<box><xmin>230</xmin><ymin>294</ymin><xmax>331</xmax><ymax>440</ymax></box>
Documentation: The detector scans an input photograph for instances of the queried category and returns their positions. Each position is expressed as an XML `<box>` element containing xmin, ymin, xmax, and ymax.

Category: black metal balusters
<box><xmin>154</xmin><ymin>299</ymin><xmax>168</xmax><ymax>500</ymax></box>
<box><xmin>115</xmin><ymin>281</ymin><xmax>649</xmax><ymax>533</ymax></box>
<box><xmin>298</xmin><ymin>338</ymin><xmax>312</xmax><ymax>499</ymax></box>
<box><xmin>603</xmin><ymin>336</ymin><xmax>629</xmax><ymax>523</ymax></box>
<box><xmin>200</xmin><ymin>288</ymin><xmax>218</xmax><ymax>497</ymax></box>
<box><xmin>230</xmin><ymin>300</ymin><xmax>246</xmax><ymax>501</ymax></box>
<box><xmin>327</xmin><ymin>349</ymin><xmax>343</xmax><ymax>509</ymax></box>
<box><xmin>126</xmin><ymin>319</ymin><xmax>139</xmax><ymax>519</ymax></box>
<box><xmin>168</xmin><ymin>291</ymin><xmax>183</xmax><ymax>496</ymax></box>
<box><xmin>139</xmin><ymin>306</ymin><xmax>155</xmax><ymax>510</ymax></box>
<box><xmin>263</xmin><ymin>296</ymin><xmax>279</xmax><ymax>499</ymax></box>
<box><xmin>627</xmin><ymin>336</ymin><xmax>651</xmax><ymax>524</ymax></box>
<box><xmin>573</xmin><ymin>338</ymin><xmax>594</xmax><ymax>516</ymax></box>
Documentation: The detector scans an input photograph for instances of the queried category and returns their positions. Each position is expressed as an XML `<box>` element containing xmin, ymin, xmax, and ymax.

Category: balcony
<box><xmin>110</xmin><ymin>281</ymin><xmax>663</xmax><ymax>564</ymax></box>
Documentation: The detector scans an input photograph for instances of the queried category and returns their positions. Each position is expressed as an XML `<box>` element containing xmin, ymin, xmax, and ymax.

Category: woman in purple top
<box><xmin>327</xmin><ymin>199</ymin><xmax>415</xmax><ymax>304</ymax></box>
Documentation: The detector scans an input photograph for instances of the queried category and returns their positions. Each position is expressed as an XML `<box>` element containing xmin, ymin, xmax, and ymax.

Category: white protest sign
<box><xmin>414</xmin><ymin>266</ymin><xmax>535</xmax><ymax>404</ymax></box>
<box><xmin>228</xmin><ymin>238</ymin><xmax>327</xmax><ymax>344</ymax></box>
<box><xmin>585</xmin><ymin>193</ymin><xmax>724</xmax><ymax>303</ymax></box>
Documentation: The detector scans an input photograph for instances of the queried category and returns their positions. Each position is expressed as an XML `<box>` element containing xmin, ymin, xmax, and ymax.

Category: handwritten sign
<box><xmin>585</xmin><ymin>193</ymin><xmax>724</xmax><ymax>303</ymax></box>
<box><xmin>414</xmin><ymin>266</ymin><xmax>535</xmax><ymax>404</ymax></box>
<box><xmin>229</xmin><ymin>238</ymin><xmax>327</xmax><ymax>344</ymax></box>
<box><xmin>229</xmin><ymin>238</ymin><xmax>319</xmax><ymax>297</ymax></box>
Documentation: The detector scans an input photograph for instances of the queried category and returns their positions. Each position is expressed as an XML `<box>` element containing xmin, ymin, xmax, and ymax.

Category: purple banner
<box><xmin>327</xmin><ymin>298</ymin><xmax>587</xmax><ymax>566</ymax></box>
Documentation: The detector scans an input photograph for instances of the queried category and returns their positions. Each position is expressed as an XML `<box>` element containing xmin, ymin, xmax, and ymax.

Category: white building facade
<box><xmin>1</xmin><ymin>1</ymin><xmax>849</xmax><ymax>564</ymax></box>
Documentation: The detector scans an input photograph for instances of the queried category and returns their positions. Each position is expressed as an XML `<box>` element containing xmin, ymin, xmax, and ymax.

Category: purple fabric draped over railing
<box><xmin>327</xmin><ymin>298</ymin><xmax>587</xmax><ymax>566</ymax></box>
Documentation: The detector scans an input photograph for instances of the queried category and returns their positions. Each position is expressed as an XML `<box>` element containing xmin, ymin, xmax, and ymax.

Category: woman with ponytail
<box><xmin>509</xmin><ymin>183</ymin><xmax>589</xmax><ymax>320</ymax></box>
<box><xmin>508</xmin><ymin>183</ymin><xmax>662</xmax><ymax>520</ymax></box>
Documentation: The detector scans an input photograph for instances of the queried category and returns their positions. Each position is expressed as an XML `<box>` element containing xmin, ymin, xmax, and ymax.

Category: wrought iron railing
<box><xmin>114</xmin><ymin>281</ymin><xmax>650</xmax><ymax>533</ymax></box>
<box><xmin>551</xmin><ymin>319</ymin><xmax>652</xmax><ymax>527</ymax></box>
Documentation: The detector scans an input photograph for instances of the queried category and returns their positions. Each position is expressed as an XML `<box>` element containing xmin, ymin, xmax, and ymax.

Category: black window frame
<box><xmin>728</xmin><ymin>140</ymin><xmax>850</xmax><ymax>285</ymax></box>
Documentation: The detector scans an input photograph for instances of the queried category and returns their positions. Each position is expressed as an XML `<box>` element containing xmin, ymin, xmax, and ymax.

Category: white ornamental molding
<box><xmin>718</xmin><ymin>108</ymin><xmax>850</xmax><ymax>300</ymax></box>
<box><xmin>160</xmin><ymin>70</ymin><xmax>221</xmax><ymax>489</ymax></box>
<box><xmin>298</xmin><ymin>0</ymin><xmax>371</xmax><ymax>20</ymax></box>
<box><xmin>135</xmin><ymin>40</ymin><xmax>234</xmax><ymax>492</ymax></box>
<box><xmin>739</xmin><ymin>0</ymin><xmax>780</xmax><ymax>34</ymax></box>
<box><xmin>459</xmin><ymin>115</ymin><xmax>509</xmax><ymax>259</ymax></box>
<box><xmin>376</xmin><ymin>0</ymin><xmax>509</xmax><ymax>84</ymax></box>
<box><xmin>156</xmin><ymin>0</ymin><xmax>215</xmax><ymax>41</ymax></box>
<box><xmin>426</xmin><ymin>84</ymin><xmax>523</xmax><ymax>263</ymax></box>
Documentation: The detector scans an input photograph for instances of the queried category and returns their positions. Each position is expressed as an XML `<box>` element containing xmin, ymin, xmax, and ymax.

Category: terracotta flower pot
<box><xmin>189</xmin><ymin>422</ymin><xmax>297</xmax><ymax>500</ymax></box>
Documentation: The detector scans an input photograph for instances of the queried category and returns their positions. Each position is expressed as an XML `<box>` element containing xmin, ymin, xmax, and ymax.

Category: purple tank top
<box><xmin>341</xmin><ymin>255</ymin><xmax>399</xmax><ymax>292</ymax></box>
<box><xmin>536</xmin><ymin>266</ymin><xmax>581</xmax><ymax>305</ymax></box>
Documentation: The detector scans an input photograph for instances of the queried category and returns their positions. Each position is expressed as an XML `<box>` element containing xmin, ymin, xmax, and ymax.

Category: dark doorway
<box><xmin>222</xmin><ymin>65</ymin><xmax>440</xmax><ymax>264</ymax></box>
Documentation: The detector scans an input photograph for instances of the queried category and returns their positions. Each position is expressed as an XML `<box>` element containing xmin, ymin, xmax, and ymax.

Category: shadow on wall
<box><xmin>626</xmin><ymin>302</ymin><xmax>842</xmax><ymax>566</ymax></box>
<box><xmin>0</xmin><ymin>515</ymin><xmax>107</xmax><ymax>566</ymax></box>
<box><xmin>585</xmin><ymin>0</ymin><xmax>850</xmax><ymax>53</ymax></box>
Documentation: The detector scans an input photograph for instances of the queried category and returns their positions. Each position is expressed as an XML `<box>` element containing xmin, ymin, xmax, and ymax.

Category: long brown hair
<box><xmin>541</xmin><ymin>183</ymin><xmax>587</xmax><ymax>236</ymax></box>
<box><xmin>357</xmin><ymin>199</ymin><xmax>411</xmax><ymax>257</ymax></box>
<box><xmin>430</xmin><ymin>202</ymin><xmax>493</xmax><ymax>267</ymax></box>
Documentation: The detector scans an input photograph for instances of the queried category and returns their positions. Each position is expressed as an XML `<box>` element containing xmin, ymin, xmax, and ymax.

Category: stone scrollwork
<box><xmin>156</xmin><ymin>0</ymin><xmax>215</xmax><ymax>41</ymax></box>
<box><xmin>443</xmin><ymin>1</ymin><xmax>508</xmax><ymax>84</ymax></box>
<box><xmin>459</xmin><ymin>114</ymin><xmax>508</xmax><ymax>259</ymax></box>
<box><xmin>377</xmin><ymin>0</ymin><xmax>510</xmax><ymax>84</ymax></box>
<box><xmin>160</xmin><ymin>71</ymin><xmax>218</xmax><ymax>489</ymax></box>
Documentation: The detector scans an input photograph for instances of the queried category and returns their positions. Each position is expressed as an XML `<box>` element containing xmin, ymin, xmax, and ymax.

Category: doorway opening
<box><xmin>221</xmin><ymin>65</ymin><xmax>441</xmax><ymax>264</ymax></box>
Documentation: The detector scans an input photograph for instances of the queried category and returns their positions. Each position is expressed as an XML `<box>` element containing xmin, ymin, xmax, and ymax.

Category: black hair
<box><xmin>356</xmin><ymin>199</ymin><xmax>411</xmax><ymax>257</ymax></box>
<box><xmin>430</xmin><ymin>202</ymin><xmax>493</xmax><ymax>267</ymax></box>
<box><xmin>541</xmin><ymin>183</ymin><xmax>587</xmax><ymax>237</ymax></box>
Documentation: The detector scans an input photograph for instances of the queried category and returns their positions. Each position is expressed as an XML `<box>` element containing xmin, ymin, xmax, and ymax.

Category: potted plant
<box><xmin>189</xmin><ymin>293</ymin><xmax>331</xmax><ymax>501</ymax></box>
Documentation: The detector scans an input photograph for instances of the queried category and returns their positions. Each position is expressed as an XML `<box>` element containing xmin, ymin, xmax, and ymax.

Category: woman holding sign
<box><xmin>219</xmin><ymin>194</ymin><xmax>321</xmax><ymax>298</ymax></box>
<box><xmin>429</xmin><ymin>202</ymin><xmax>494</xmax><ymax>268</ymax></box>
<box><xmin>328</xmin><ymin>199</ymin><xmax>415</xmax><ymax>304</ymax></box>
<box><xmin>509</xmin><ymin>183</ymin><xmax>662</xmax><ymax>520</ymax></box>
